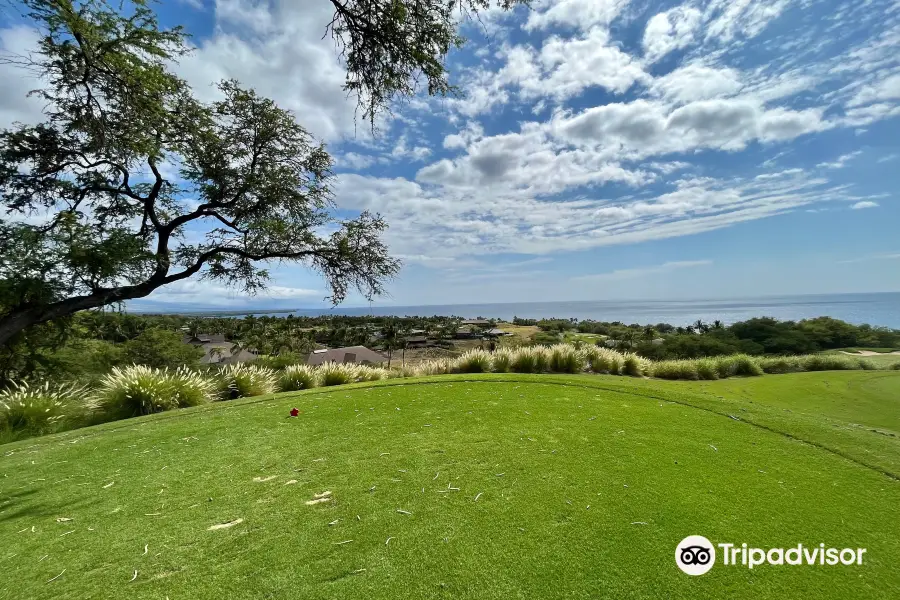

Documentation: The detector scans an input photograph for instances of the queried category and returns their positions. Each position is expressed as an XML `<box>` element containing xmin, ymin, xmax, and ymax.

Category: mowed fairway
<box><xmin>1</xmin><ymin>374</ymin><xmax>899</xmax><ymax>599</ymax></box>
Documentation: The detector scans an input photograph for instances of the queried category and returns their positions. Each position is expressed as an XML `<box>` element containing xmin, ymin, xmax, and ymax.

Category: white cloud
<box><xmin>642</xmin><ymin>6</ymin><xmax>703</xmax><ymax>63</ymax></box>
<box><xmin>816</xmin><ymin>151</ymin><xmax>862</xmax><ymax>169</ymax></box>
<box><xmin>572</xmin><ymin>260</ymin><xmax>712</xmax><ymax>282</ymax></box>
<box><xmin>648</xmin><ymin>63</ymin><xmax>743</xmax><ymax>104</ymax></box>
<box><xmin>148</xmin><ymin>279</ymin><xmax>319</xmax><ymax>305</ymax></box>
<box><xmin>175</xmin><ymin>0</ymin><xmax>364</xmax><ymax>142</ymax></box>
<box><xmin>335</xmin><ymin>152</ymin><xmax>376</xmax><ymax>171</ymax></box>
<box><xmin>850</xmin><ymin>201</ymin><xmax>879</xmax><ymax>209</ymax></box>
<box><xmin>0</xmin><ymin>27</ymin><xmax>47</xmax><ymax>128</ymax></box>
<box><xmin>524</xmin><ymin>0</ymin><xmax>630</xmax><ymax>32</ymax></box>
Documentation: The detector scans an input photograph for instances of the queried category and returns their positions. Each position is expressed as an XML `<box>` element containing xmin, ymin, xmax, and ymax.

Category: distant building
<box><xmin>306</xmin><ymin>346</ymin><xmax>387</xmax><ymax>366</ymax></box>
<box><xmin>461</xmin><ymin>319</ymin><xmax>491</xmax><ymax>326</ymax></box>
<box><xmin>404</xmin><ymin>335</ymin><xmax>429</xmax><ymax>348</ymax></box>
<box><xmin>484</xmin><ymin>328</ymin><xmax>512</xmax><ymax>338</ymax></box>
<box><xmin>198</xmin><ymin>342</ymin><xmax>258</xmax><ymax>364</ymax></box>
<box><xmin>183</xmin><ymin>333</ymin><xmax>226</xmax><ymax>345</ymax></box>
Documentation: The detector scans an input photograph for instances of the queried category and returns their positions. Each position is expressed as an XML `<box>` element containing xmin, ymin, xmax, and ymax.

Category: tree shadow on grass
<box><xmin>0</xmin><ymin>487</ymin><xmax>99</xmax><ymax>523</ymax></box>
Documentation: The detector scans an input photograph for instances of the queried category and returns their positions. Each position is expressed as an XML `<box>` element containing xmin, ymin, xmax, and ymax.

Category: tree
<box><xmin>0</xmin><ymin>0</ymin><xmax>523</xmax><ymax>348</ymax></box>
<box><xmin>121</xmin><ymin>328</ymin><xmax>202</xmax><ymax>368</ymax></box>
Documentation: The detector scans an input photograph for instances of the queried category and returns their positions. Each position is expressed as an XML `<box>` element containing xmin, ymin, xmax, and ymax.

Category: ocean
<box><xmin>234</xmin><ymin>292</ymin><xmax>900</xmax><ymax>328</ymax></box>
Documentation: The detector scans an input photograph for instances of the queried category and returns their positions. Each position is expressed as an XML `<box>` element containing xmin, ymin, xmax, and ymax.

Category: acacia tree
<box><xmin>0</xmin><ymin>0</ymin><xmax>525</xmax><ymax>349</ymax></box>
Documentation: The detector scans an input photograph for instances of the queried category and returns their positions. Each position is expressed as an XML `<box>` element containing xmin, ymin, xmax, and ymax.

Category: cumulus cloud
<box><xmin>642</xmin><ymin>6</ymin><xmax>703</xmax><ymax>63</ymax></box>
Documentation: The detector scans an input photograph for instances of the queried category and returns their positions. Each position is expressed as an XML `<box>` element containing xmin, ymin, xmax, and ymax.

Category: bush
<box><xmin>491</xmin><ymin>348</ymin><xmax>514</xmax><ymax>373</ymax></box>
<box><xmin>891</xmin><ymin>362</ymin><xmax>900</xmax><ymax>370</ymax></box>
<box><xmin>122</xmin><ymin>328</ymin><xmax>203</xmax><ymax>369</ymax></box>
<box><xmin>318</xmin><ymin>362</ymin><xmax>360</xmax><ymax>386</ymax></box>
<box><xmin>278</xmin><ymin>364</ymin><xmax>319</xmax><ymax>391</ymax></box>
<box><xmin>95</xmin><ymin>365</ymin><xmax>216</xmax><ymax>419</ymax></box>
<box><xmin>452</xmin><ymin>349</ymin><xmax>493</xmax><ymax>373</ymax></box>
<box><xmin>621</xmin><ymin>353</ymin><xmax>651</xmax><ymax>377</ymax></box>
<box><xmin>715</xmin><ymin>354</ymin><xmax>764</xmax><ymax>377</ymax></box>
<box><xmin>548</xmin><ymin>344</ymin><xmax>584</xmax><ymax>373</ymax></box>
<box><xmin>217</xmin><ymin>364</ymin><xmax>277</xmax><ymax>399</ymax></box>
<box><xmin>509</xmin><ymin>346</ymin><xmax>550</xmax><ymax>373</ymax></box>
<box><xmin>0</xmin><ymin>381</ymin><xmax>92</xmax><ymax>441</ymax></box>
<box><xmin>651</xmin><ymin>360</ymin><xmax>699</xmax><ymax>380</ymax></box>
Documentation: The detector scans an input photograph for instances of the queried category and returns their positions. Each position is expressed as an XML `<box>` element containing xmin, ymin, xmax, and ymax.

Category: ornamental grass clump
<box><xmin>585</xmin><ymin>347</ymin><xmax>625</xmax><ymax>374</ymax></box>
<box><xmin>0</xmin><ymin>381</ymin><xmax>92</xmax><ymax>441</ymax></box>
<box><xmin>509</xmin><ymin>346</ymin><xmax>550</xmax><ymax>373</ymax></box>
<box><xmin>714</xmin><ymin>354</ymin><xmax>764</xmax><ymax>378</ymax></box>
<box><xmin>621</xmin><ymin>353</ymin><xmax>651</xmax><ymax>377</ymax></box>
<box><xmin>651</xmin><ymin>360</ymin><xmax>700</xmax><ymax>380</ymax></box>
<box><xmin>452</xmin><ymin>349</ymin><xmax>493</xmax><ymax>373</ymax></box>
<box><xmin>548</xmin><ymin>344</ymin><xmax>584</xmax><ymax>374</ymax></box>
<box><xmin>491</xmin><ymin>348</ymin><xmax>515</xmax><ymax>373</ymax></box>
<box><xmin>95</xmin><ymin>365</ymin><xmax>216</xmax><ymax>419</ymax></box>
<box><xmin>217</xmin><ymin>364</ymin><xmax>278</xmax><ymax>399</ymax></box>
<box><xmin>278</xmin><ymin>364</ymin><xmax>319</xmax><ymax>391</ymax></box>
<box><xmin>318</xmin><ymin>362</ymin><xmax>360</xmax><ymax>387</ymax></box>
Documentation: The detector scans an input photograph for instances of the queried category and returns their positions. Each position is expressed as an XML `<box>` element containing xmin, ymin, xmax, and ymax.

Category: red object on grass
<box><xmin>290</xmin><ymin>408</ymin><xmax>299</xmax><ymax>417</ymax></box>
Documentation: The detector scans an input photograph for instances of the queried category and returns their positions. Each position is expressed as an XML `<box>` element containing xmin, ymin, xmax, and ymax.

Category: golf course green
<box><xmin>1</xmin><ymin>372</ymin><xmax>898</xmax><ymax>599</ymax></box>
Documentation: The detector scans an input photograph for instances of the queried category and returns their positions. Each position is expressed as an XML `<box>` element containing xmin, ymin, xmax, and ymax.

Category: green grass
<box><xmin>1</xmin><ymin>373</ymin><xmax>898</xmax><ymax>599</ymax></box>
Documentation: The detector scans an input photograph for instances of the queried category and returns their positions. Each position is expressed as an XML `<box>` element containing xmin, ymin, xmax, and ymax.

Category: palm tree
<box><xmin>712</xmin><ymin>320</ymin><xmax>724</xmax><ymax>330</ymax></box>
<box><xmin>643</xmin><ymin>326</ymin><xmax>656</xmax><ymax>343</ymax></box>
<box><xmin>693</xmin><ymin>319</ymin><xmax>707</xmax><ymax>334</ymax></box>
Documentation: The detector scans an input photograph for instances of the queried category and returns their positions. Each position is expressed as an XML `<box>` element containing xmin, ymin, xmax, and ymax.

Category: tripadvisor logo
<box><xmin>675</xmin><ymin>536</ymin><xmax>867</xmax><ymax>576</ymax></box>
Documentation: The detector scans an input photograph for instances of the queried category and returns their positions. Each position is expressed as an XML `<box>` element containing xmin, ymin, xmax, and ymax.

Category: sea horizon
<box><xmin>130</xmin><ymin>291</ymin><xmax>900</xmax><ymax>329</ymax></box>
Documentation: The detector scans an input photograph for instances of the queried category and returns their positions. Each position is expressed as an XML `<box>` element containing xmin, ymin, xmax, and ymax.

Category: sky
<box><xmin>1</xmin><ymin>0</ymin><xmax>899</xmax><ymax>310</ymax></box>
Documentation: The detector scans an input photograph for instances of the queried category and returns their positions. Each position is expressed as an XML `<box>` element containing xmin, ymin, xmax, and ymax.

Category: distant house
<box><xmin>403</xmin><ymin>335</ymin><xmax>429</xmax><ymax>348</ymax></box>
<box><xmin>306</xmin><ymin>346</ymin><xmax>387</xmax><ymax>366</ymax></box>
<box><xmin>461</xmin><ymin>319</ymin><xmax>491</xmax><ymax>327</ymax></box>
<box><xmin>183</xmin><ymin>333</ymin><xmax>226</xmax><ymax>345</ymax></box>
<box><xmin>198</xmin><ymin>342</ymin><xmax>258</xmax><ymax>365</ymax></box>
<box><xmin>183</xmin><ymin>334</ymin><xmax>256</xmax><ymax>364</ymax></box>
<box><xmin>484</xmin><ymin>328</ymin><xmax>512</xmax><ymax>338</ymax></box>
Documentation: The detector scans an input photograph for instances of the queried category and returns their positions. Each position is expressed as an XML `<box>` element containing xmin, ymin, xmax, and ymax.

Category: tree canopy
<box><xmin>0</xmin><ymin>0</ymin><xmax>525</xmax><ymax>348</ymax></box>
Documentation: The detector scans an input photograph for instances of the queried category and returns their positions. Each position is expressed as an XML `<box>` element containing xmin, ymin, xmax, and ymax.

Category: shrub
<box><xmin>278</xmin><ymin>364</ymin><xmax>319</xmax><ymax>391</ymax></box>
<box><xmin>95</xmin><ymin>365</ymin><xmax>216</xmax><ymax>419</ymax></box>
<box><xmin>891</xmin><ymin>362</ymin><xmax>900</xmax><ymax>370</ymax></box>
<box><xmin>651</xmin><ymin>360</ymin><xmax>699</xmax><ymax>380</ymax></box>
<box><xmin>510</xmin><ymin>346</ymin><xmax>550</xmax><ymax>373</ymax></box>
<box><xmin>318</xmin><ymin>362</ymin><xmax>360</xmax><ymax>387</ymax></box>
<box><xmin>715</xmin><ymin>354</ymin><xmax>764</xmax><ymax>377</ymax></box>
<box><xmin>585</xmin><ymin>347</ymin><xmax>624</xmax><ymax>374</ymax></box>
<box><xmin>217</xmin><ymin>364</ymin><xmax>277</xmax><ymax>399</ymax></box>
<box><xmin>548</xmin><ymin>344</ymin><xmax>584</xmax><ymax>373</ymax></box>
<box><xmin>799</xmin><ymin>354</ymin><xmax>857</xmax><ymax>372</ymax></box>
<box><xmin>621</xmin><ymin>353</ymin><xmax>651</xmax><ymax>377</ymax></box>
<box><xmin>491</xmin><ymin>348</ymin><xmax>514</xmax><ymax>373</ymax></box>
<box><xmin>452</xmin><ymin>349</ymin><xmax>493</xmax><ymax>373</ymax></box>
<box><xmin>758</xmin><ymin>356</ymin><xmax>804</xmax><ymax>374</ymax></box>
<box><xmin>695</xmin><ymin>358</ymin><xmax>720</xmax><ymax>380</ymax></box>
<box><xmin>0</xmin><ymin>381</ymin><xmax>92</xmax><ymax>441</ymax></box>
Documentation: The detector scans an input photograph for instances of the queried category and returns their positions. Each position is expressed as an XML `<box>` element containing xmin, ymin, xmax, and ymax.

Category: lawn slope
<box><xmin>1</xmin><ymin>373</ymin><xmax>898</xmax><ymax>599</ymax></box>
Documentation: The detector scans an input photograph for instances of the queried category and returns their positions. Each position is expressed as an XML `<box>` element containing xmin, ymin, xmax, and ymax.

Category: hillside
<box><xmin>1</xmin><ymin>373</ymin><xmax>898</xmax><ymax>599</ymax></box>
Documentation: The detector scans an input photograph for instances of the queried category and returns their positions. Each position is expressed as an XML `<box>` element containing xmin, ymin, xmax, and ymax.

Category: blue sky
<box><xmin>1</xmin><ymin>0</ymin><xmax>898</xmax><ymax>310</ymax></box>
